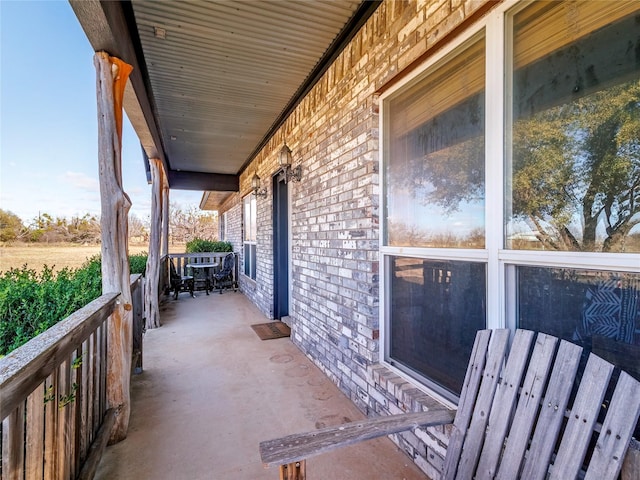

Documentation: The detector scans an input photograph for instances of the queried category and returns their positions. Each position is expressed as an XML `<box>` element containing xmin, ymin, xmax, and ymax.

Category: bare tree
<box><xmin>128</xmin><ymin>214</ymin><xmax>149</xmax><ymax>243</ymax></box>
<box><xmin>169</xmin><ymin>204</ymin><xmax>218</xmax><ymax>244</ymax></box>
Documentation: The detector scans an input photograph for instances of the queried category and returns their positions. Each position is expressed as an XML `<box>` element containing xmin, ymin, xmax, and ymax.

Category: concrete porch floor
<box><xmin>95</xmin><ymin>290</ymin><xmax>428</xmax><ymax>479</ymax></box>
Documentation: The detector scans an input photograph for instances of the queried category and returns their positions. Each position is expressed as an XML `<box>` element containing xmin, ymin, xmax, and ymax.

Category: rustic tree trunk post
<box><xmin>161</xmin><ymin>177</ymin><xmax>170</xmax><ymax>257</ymax></box>
<box><xmin>145</xmin><ymin>158</ymin><xmax>164</xmax><ymax>329</ymax></box>
<box><xmin>94</xmin><ymin>51</ymin><xmax>133</xmax><ymax>443</ymax></box>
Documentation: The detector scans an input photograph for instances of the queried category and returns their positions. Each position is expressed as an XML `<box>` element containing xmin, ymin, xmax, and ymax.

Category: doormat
<box><xmin>251</xmin><ymin>321</ymin><xmax>291</xmax><ymax>340</ymax></box>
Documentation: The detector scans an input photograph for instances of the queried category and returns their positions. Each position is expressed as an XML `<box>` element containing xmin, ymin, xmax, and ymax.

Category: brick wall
<box><xmin>218</xmin><ymin>1</ymin><xmax>493</xmax><ymax>476</ymax></box>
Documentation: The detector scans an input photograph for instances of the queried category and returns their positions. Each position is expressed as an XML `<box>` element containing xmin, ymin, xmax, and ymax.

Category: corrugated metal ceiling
<box><xmin>131</xmin><ymin>0</ymin><xmax>363</xmax><ymax>178</ymax></box>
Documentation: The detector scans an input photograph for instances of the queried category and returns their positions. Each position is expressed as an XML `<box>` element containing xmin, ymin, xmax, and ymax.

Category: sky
<box><xmin>0</xmin><ymin>0</ymin><xmax>204</xmax><ymax>225</ymax></box>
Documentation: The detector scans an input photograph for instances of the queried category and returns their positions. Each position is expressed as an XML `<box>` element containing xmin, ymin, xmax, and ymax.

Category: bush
<box><xmin>0</xmin><ymin>263</ymin><xmax>101</xmax><ymax>355</ymax></box>
<box><xmin>129</xmin><ymin>252</ymin><xmax>148</xmax><ymax>275</ymax></box>
<box><xmin>186</xmin><ymin>238</ymin><xmax>232</xmax><ymax>253</ymax></box>
<box><xmin>0</xmin><ymin>253</ymin><xmax>148</xmax><ymax>356</ymax></box>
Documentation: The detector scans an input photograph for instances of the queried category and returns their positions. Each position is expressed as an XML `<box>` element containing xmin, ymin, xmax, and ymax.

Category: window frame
<box><xmin>220</xmin><ymin>211</ymin><xmax>227</xmax><ymax>241</ymax></box>
<box><xmin>243</xmin><ymin>194</ymin><xmax>257</xmax><ymax>281</ymax></box>
<box><xmin>379</xmin><ymin>0</ymin><xmax>639</xmax><ymax>404</ymax></box>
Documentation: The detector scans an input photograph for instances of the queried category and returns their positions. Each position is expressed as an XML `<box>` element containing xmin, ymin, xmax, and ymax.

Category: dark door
<box><xmin>273</xmin><ymin>174</ymin><xmax>289</xmax><ymax>319</ymax></box>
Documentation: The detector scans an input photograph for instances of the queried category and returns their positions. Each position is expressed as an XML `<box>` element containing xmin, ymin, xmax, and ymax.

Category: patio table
<box><xmin>186</xmin><ymin>262</ymin><xmax>218</xmax><ymax>295</ymax></box>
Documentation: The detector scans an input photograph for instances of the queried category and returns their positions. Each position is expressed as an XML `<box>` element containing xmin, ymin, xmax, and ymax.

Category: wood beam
<box><xmin>166</xmin><ymin>170</ymin><xmax>239</xmax><ymax>191</ymax></box>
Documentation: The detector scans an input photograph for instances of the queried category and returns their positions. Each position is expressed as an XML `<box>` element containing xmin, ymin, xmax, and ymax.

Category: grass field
<box><xmin>0</xmin><ymin>243</ymin><xmax>185</xmax><ymax>273</ymax></box>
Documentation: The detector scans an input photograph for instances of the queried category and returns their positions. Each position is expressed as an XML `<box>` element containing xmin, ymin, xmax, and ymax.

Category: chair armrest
<box><xmin>259</xmin><ymin>409</ymin><xmax>455</xmax><ymax>467</ymax></box>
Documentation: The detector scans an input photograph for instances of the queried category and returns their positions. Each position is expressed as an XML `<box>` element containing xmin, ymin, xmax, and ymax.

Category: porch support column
<box><xmin>145</xmin><ymin>158</ymin><xmax>164</xmax><ymax>329</ymax></box>
<box><xmin>161</xmin><ymin>175</ymin><xmax>170</xmax><ymax>257</ymax></box>
<box><xmin>94</xmin><ymin>51</ymin><xmax>134</xmax><ymax>443</ymax></box>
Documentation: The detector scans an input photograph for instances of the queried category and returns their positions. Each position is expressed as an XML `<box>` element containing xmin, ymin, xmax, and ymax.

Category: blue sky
<box><xmin>1</xmin><ymin>0</ymin><xmax>203</xmax><ymax>224</ymax></box>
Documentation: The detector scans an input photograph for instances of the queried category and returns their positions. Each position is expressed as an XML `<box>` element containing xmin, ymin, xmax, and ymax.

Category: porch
<box><xmin>94</xmin><ymin>291</ymin><xmax>428</xmax><ymax>479</ymax></box>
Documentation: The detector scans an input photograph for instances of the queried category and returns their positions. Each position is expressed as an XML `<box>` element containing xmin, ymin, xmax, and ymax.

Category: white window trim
<box><xmin>222</xmin><ymin>211</ymin><xmax>228</xmax><ymax>241</ymax></box>
<box><xmin>378</xmin><ymin>0</ymin><xmax>638</xmax><ymax>402</ymax></box>
<box><xmin>243</xmin><ymin>195</ymin><xmax>257</xmax><ymax>280</ymax></box>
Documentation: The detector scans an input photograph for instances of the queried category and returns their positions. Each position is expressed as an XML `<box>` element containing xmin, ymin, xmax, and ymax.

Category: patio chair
<box><xmin>260</xmin><ymin>329</ymin><xmax>640</xmax><ymax>480</ymax></box>
<box><xmin>213</xmin><ymin>253</ymin><xmax>236</xmax><ymax>294</ymax></box>
<box><xmin>169</xmin><ymin>259</ymin><xmax>194</xmax><ymax>300</ymax></box>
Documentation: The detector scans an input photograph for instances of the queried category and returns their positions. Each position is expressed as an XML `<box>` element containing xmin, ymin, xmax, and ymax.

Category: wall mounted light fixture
<box><xmin>278</xmin><ymin>143</ymin><xmax>302</xmax><ymax>184</ymax></box>
<box><xmin>251</xmin><ymin>173</ymin><xmax>267</xmax><ymax>197</ymax></box>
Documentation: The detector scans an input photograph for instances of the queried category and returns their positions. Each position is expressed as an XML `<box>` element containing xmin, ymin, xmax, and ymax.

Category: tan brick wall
<box><xmin>219</xmin><ymin>1</ymin><xmax>494</xmax><ymax>475</ymax></box>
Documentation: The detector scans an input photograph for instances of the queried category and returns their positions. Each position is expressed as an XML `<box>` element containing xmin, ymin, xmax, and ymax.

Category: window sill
<box><xmin>367</xmin><ymin>363</ymin><xmax>456</xmax><ymax>414</ymax></box>
<box><xmin>240</xmin><ymin>274</ymin><xmax>257</xmax><ymax>287</ymax></box>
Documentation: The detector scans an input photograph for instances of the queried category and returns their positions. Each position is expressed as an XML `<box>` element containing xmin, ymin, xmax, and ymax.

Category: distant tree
<box><xmin>0</xmin><ymin>209</ymin><xmax>26</xmax><ymax>242</ymax></box>
<box><xmin>68</xmin><ymin>214</ymin><xmax>101</xmax><ymax>243</ymax></box>
<box><xmin>128</xmin><ymin>214</ymin><xmax>148</xmax><ymax>243</ymax></box>
<box><xmin>169</xmin><ymin>204</ymin><xmax>218</xmax><ymax>244</ymax></box>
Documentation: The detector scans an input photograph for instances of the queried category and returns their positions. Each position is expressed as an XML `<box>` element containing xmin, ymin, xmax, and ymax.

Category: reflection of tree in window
<box><xmin>386</xmin><ymin>37</ymin><xmax>485</xmax><ymax>249</ymax></box>
<box><xmin>509</xmin><ymin>7</ymin><xmax>640</xmax><ymax>253</ymax></box>
<box><xmin>511</xmin><ymin>80</ymin><xmax>640</xmax><ymax>252</ymax></box>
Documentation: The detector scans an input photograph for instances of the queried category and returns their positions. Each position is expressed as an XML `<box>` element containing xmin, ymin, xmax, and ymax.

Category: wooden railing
<box><xmin>130</xmin><ymin>274</ymin><xmax>144</xmax><ymax>375</ymax></box>
<box><xmin>161</xmin><ymin>252</ymin><xmax>238</xmax><ymax>294</ymax></box>
<box><xmin>0</xmin><ymin>274</ymin><xmax>144</xmax><ymax>480</ymax></box>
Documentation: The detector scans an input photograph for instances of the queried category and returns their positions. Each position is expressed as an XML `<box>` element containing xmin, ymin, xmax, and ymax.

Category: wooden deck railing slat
<box><xmin>0</xmin><ymin>293</ymin><xmax>118</xmax><ymax>420</ymax></box>
<box><xmin>2</xmin><ymin>403</ymin><xmax>25</xmax><ymax>480</ymax></box>
<box><xmin>44</xmin><ymin>372</ymin><xmax>57</xmax><ymax>478</ymax></box>
<box><xmin>25</xmin><ymin>384</ymin><xmax>45</xmax><ymax>478</ymax></box>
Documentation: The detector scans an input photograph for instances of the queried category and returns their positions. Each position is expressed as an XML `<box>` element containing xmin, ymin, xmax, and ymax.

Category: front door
<box><xmin>273</xmin><ymin>174</ymin><xmax>289</xmax><ymax>319</ymax></box>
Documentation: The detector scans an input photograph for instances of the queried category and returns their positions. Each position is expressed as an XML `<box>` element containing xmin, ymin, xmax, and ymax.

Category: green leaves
<box><xmin>186</xmin><ymin>238</ymin><xmax>232</xmax><ymax>253</ymax></box>
<box><xmin>0</xmin><ymin>253</ymin><xmax>147</xmax><ymax>355</ymax></box>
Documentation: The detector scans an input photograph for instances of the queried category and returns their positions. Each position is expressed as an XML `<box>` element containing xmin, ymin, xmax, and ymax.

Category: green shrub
<box><xmin>186</xmin><ymin>238</ymin><xmax>232</xmax><ymax>253</ymax></box>
<box><xmin>0</xmin><ymin>263</ymin><xmax>101</xmax><ymax>355</ymax></box>
<box><xmin>0</xmin><ymin>253</ymin><xmax>148</xmax><ymax>356</ymax></box>
<box><xmin>129</xmin><ymin>252</ymin><xmax>148</xmax><ymax>275</ymax></box>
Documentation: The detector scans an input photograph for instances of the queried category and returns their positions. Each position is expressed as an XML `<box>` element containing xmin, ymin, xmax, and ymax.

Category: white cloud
<box><xmin>61</xmin><ymin>171</ymin><xmax>99</xmax><ymax>191</ymax></box>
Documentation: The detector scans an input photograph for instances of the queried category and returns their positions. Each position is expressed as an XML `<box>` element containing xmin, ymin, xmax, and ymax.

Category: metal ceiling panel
<box><xmin>130</xmin><ymin>0</ymin><xmax>362</xmax><ymax>177</ymax></box>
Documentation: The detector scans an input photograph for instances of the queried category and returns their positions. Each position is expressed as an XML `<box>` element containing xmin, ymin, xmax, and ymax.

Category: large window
<box><xmin>383</xmin><ymin>35</ymin><xmax>487</xmax><ymax>398</ymax></box>
<box><xmin>382</xmin><ymin>1</ymin><xmax>639</xmax><ymax>401</ymax></box>
<box><xmin>243</xmin><ymin>195</ymin><xmax>257</xmax><ymax>280</ymax></box>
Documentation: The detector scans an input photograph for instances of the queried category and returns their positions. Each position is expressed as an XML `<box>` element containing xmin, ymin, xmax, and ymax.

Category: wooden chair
<box><xmin>260</xmin><ymin>329</ymin><xmax>640</xmax><ymax>479</ymax></box>
<box><xmin>169</xmin><ymin>259</ymin><xmax>194</xmax><ymax>300</ymax></box>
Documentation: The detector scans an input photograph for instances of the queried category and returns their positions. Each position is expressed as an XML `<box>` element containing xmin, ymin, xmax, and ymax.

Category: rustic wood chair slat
<box><xmin>456</xmin><ymin>329</ymin><xmax>510</xmax><ymax>480</ymax></box>
<box><xmin>495</xmin><ymin>332</ymin><xmax>558</xmax><ymax>480</ymax></box>
<box><xmin>584</xmin><ymin>372</ymin><xmax>640</xmax><ymax>480</ymax></box>
<box><xmin>550</xmin><ymin>354</ymin><xmax>614</xmax><ymax>479</ymax></box>
<box><xmin>442</xmin><ymin>328</ymin><xmax>493</xmax><ymax>476</ymax></box>
<box><xmin>520</xmin><ymin>340</ymin><xmax>583</xmax><ymax>480</ymax></box>
<box><xmin>475</xmin><ymin>330</ymin><xmax>534</xmax><ymax>478</ymax></box>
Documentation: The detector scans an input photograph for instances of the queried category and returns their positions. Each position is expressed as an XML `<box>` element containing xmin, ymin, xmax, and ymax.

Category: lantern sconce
<box><xmin>251</xmin><ymin>172</ymin><xmax>267</xmax><ymax>197</ymax></box>
<box><xmin>278</xmin><ymin>143</ymin><xmax>302</xmax><ymax>184</ymax></box>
